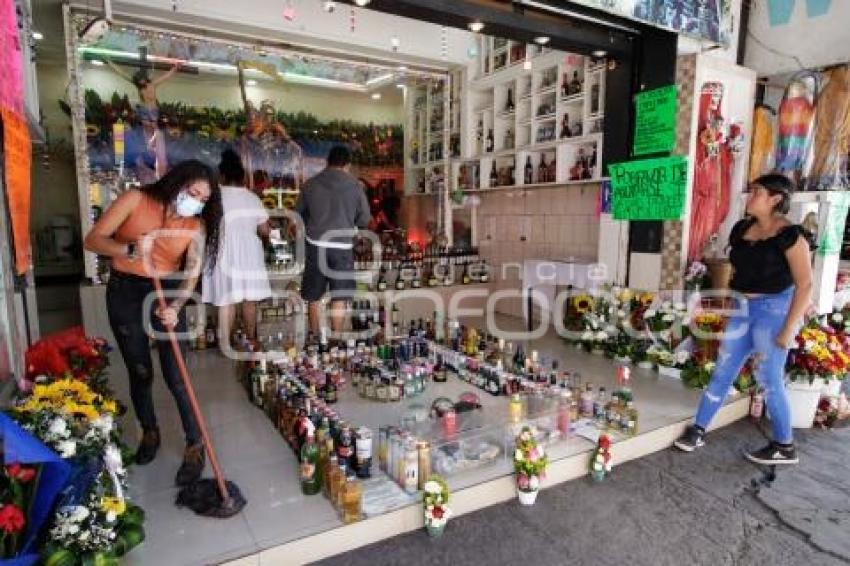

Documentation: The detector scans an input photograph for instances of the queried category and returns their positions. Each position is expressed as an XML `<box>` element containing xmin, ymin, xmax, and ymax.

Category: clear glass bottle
<box><xmin>580</xmin><ymin>383</ymin><xmax>595</xmax><ymax>418</ymax></box>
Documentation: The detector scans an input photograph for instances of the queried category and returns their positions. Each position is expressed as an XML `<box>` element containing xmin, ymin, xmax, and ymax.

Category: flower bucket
<box><xmin>706</xmin><ymin>259</ymin><xmax>732</xmax><ymax>290</ymax></box>
<box><xmin>590</xmin><ymin>469</ymin><xmax>606</xmax><ymax>483</ymax></box>
<box><xmin>517</xmin><ymin>488</ymin><xmax>539</xmax><ymax>505</ymax></box>
<box><xmin>657</xmin><ymin>366</ymin><xmax>682</xmax><ymax>380</ymax></box>
<box><xmin>426</xmin><ymin>523</ymin><xmax>446</xmax><ymax>538</ymax></box>
<box><xmin>822</xmin><ymin>379</ymin><xmax>843</xmax><ymax>398</ymax></box>
<box><xmin>787</xmin><ymin>378</ymin><xmax>825</xmax><ymax>429</ymax></box>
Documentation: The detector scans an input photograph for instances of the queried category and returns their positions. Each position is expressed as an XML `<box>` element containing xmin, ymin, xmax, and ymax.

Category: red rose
<box><xmin>6</xmin><ymin>463</ymin><xmax>36</xmax><ymax>483</ymax></box>
<box><xmin>431</xmin><ymin>506</ymin><xmax>444</xmax><ymax>519</ymax></box>
<box><xmin>0</xmin><ymin>504</ymin><xmax>26</xmax><ymax>535</ymax></box>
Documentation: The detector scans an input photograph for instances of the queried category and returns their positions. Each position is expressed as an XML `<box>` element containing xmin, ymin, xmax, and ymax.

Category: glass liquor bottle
<box><xmin>524</xmin><ymin>156</ymin><xmax>534</xmax><ymax>184</ymax></box>
<box><xmin>300</xmin><ymin>422</ymin><xmax>321</xmax><ymax>495</ymax></box>
<box><xmin>537</xmin><ymin>154</ymin><xmax>547</xmax><ymax>184</ymax></box>
<box><xmin>580</xmin><ymin>383</ymin><xmax>595</xmax><ymax>418</ymax></box>
<box><xmin>560</xmin><ymin>113</ymin><xmax>571</xmax><ymax>139</ymax></box>
<box><xmin>205</xmin><ymin>316</ymin><xmax>217</xmax><ymax>348</ymax></box>
<box><xmin>557</xmin><ymin>389</ymin><xmax>572</xmax><ymax>436</ymax></box>
<box><xmin>489</xmin><ymin>162</ymin><xmax>499</xmax><ymax>187</ymax></box>
<box><xmin>505</xmin><ymin>87</ymin><xmax>515</xmax><ymax>112</ymax></box>
<box><xmin>594</xmin><ymin>386</ymin><xmax>608</xmax><ymax>424</ymax></box>
<box><xmin>569</xmin><ymin>70</ymin><xmax>582</xmax><ymax>95</ymax></box>
<box><xmin>486</xmin><ymin>129</ymin><xmax>495</xmax><ymax>152</ymax></box>
<box><xmin>377</xmin><ymin>266</ymin><xmax>388</xmax><ymax>291</ymax></box>
<box><xmin>323</xmin><ymin>452</ymin><xmax>338</xmax><ymax>499</ymax></box>
<box><xmin>561</xmin><ymin>73</ymin><xmax>569</xmax><ymax>98</ymax></box>
<box><xmin>341</xmin><ymin>474</ymin><xmax>362</xmax><ymax>524</ymax></box>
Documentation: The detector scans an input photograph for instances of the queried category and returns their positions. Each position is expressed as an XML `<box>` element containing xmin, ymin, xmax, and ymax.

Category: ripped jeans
<box><xmin>106</xmin><ymin>271</ymin><xmax>201</xmax><ymax>445</ymax></box>
<box><xmin>694</xmin><ymin>286</ymin><xmax>795</xmax><ymax>444</ymax></box>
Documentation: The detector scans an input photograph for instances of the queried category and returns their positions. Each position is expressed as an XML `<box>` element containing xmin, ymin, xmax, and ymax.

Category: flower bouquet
<box><xmin>513</xmin><ymin>426</ymin><xmax>548</xmax><ymax>505</ymax></box>
<box><xmin>684</xmin><ymin>261</ymin><xmax>708</xmax><ymax>291</ymax></box>
<box><xmin>422</xmin><ymin>476</ymin><xmax>452</xmax><ymax>537</ymax></box>
<box><xmin>1</xmin><ymin>462</ymin><xmax>39</xmax><ymax>561</ymax></box>
<box><xmin>787</xmin><ymin>324</ymin><xmax>850</xmax><ymax>385</ymax></box>
<box><xmin>589</xmin><ymin>434</ymin><xmax>612</xmax><ymax>482</ymax></box>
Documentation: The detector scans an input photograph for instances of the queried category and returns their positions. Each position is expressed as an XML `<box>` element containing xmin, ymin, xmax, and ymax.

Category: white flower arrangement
<box><xmin>422</xmin><ymin>476</ymin><xmax>452</xmax><ymax>531</ymax></box>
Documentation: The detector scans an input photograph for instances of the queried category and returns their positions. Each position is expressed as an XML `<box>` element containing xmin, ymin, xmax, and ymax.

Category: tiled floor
<box><xmin>113</xmin><ymin>315</ymin><xmax>711</xmax><ymax>565</ymax></box>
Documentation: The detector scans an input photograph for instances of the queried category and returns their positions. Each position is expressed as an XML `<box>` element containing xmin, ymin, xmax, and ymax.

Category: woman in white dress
<box><xmin>203</xmin><ymin>149</ymin><xmax>271</xmax><ymax>343</ymax></box>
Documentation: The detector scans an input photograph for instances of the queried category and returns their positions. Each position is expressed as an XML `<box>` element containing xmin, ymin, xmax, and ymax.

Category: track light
<box><xmin>468</xmin><ymin>21</ymin><xmax>485</xmax><ymax>33</ymax></box>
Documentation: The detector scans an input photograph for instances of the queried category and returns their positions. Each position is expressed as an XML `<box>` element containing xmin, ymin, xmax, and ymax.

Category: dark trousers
<box><xmin>106</xmin><ymin>271</ymin><xmax>200</xmax><ymax>445</ymax></box>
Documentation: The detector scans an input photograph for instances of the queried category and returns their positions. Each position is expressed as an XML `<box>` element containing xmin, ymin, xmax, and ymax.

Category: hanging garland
<box><xmin>64</xmin><ymin>90</ymin><xmax>404</xmax><ymax>167</ymax></box>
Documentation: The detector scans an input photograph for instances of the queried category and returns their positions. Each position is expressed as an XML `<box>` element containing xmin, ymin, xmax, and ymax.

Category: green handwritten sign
<box><xmin>817</xmin><ymin>192</ymin><xmax>850</xmax><ymax>256</ymax></box>
<box><xmin>634</xmin><ymin>85</ymin><xmax>677</xmax><ymax>156</ymax></box>
<box><xmin>608</xmin><ymin>156</ymin><xmax>688</xmax><ymax>221</ymax></box>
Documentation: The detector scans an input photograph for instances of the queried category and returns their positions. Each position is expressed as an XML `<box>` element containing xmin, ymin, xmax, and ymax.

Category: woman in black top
<box><xmin>675</xmin><ymin>174</ymin><xmax>813</xmax><ymax>465</ymax></box>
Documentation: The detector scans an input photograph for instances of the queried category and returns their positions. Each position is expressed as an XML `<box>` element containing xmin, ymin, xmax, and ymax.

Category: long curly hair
<box><xmin>138</xmin><ymin>160</ymin><xmax>223</xmax><ymax>270</ymax></box>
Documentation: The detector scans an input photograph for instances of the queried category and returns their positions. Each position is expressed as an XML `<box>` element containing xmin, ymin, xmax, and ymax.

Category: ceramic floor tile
<box><xmin>234</xmin><ymin>457</ymin><xmax>343</xmax><ymax>549</ymax></box>
<box><xmin>113</xmin><ymin>313</ymin><xmax>722</xmax><ymax>565</ymax></box>
<box><xmin>122</xmin><ymin>487</ymin><xmax>257</xmax><ymax>566</ymax></box>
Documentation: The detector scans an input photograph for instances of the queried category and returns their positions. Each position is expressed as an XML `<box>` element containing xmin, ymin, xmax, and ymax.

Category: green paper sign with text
<box><xmin>609</xmin><ymin>156</ymin><xmax>688</xmax><ymax>221</ymax></box>
<box><xmin>634</xmin><ymin>85</ymin><xmax>677</xmax><ymax>156</ymax></box>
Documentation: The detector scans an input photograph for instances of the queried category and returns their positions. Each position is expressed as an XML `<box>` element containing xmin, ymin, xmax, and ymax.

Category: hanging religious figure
<box><xmin>238</xmin><ymin>100</ymin><xmax>304</xmax><ymax>195</ymax></box>
<box><xmin>687</xmin><ymin>81</ymin><xmax>736</xmax><ymax>262</ymax></box>
<box><xmin>106</xmin><ymin>54</ymin><xmax>181</xmax><ymax>182</ymax></box>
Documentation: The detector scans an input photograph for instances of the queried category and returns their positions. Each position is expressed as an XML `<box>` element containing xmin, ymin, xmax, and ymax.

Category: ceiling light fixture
<box><xmin>246</xmin><ymin>79</ymin><xmax>258</xmax><ymax>86</ymax></box>
<box><xmin>591</xmin><ymin>49</ymin><xmax>608</xmax><ymax>58</ymax></box>
<box><xmin>366</xmin><ymin>73</ymin><xmax>394</xmax><ymax>86</ymax></box>
<box><xmin>32</xmin><ymin>31</ymin><xmax>44</xmax><ymax>41</ymax></box>
<box><xmin>533</xmin><ymin>36</ymin><xmax>549</xmax><ymax>45</ymax></box>
<box><xmin>371</xmin><ymin>93</ymin><xmax>382</xmax><ymax>100</ymax></box>
<box><xmin>91</xmin><ymin>59</ymin><xmax>104</xmax><ymax>66</ymax></box>
<box><xmin>354</xmin><ymin>0</ymin><xmax>371</xmax><ymax>5</ymax></box>
<box><xmin>468</xmin><ymin>21</ymin><xmax>485</xmax><ymax>33</ymax></box>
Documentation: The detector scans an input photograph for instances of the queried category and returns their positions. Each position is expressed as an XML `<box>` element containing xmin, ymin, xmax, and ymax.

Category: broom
<box><xmin>152</xmin><ymin>277</ymin><xmax>246</xmax><ymax>518</ymax></box>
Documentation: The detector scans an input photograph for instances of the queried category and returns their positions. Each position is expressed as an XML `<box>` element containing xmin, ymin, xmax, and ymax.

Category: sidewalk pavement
<box><xmin>315</xmin><ymin>420</ymin><xmax>850</xmax><ymax>566</ymax></box>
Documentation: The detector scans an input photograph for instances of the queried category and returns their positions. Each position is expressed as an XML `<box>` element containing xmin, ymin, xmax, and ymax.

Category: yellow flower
<box><xmin>101</xmin><ymin>399</ymin><xmax>118</xmax><ymax>414</ymax></box>
<box><xmin>573</xmin><ymin>295</ymin><xmax>595</xmax><ymax>314</ymax></box>
<box><xmin>101</xmin><ymin>497</ymin><xmax>126</xmax><ymax>517</ymax></box>
<box><xmin>63</xmin><ymin>401</ymin><xmax>100</xmax><ymax>422</ymax></box>
<box><xmin>618</xmin><ymin>289</ymin><xmax>634</xmax><ymax>303</ymax></box>
<box><xmin>639</xmin><ymin>292</ymin><xmax>655</xmax><ymax>306</ymax></box>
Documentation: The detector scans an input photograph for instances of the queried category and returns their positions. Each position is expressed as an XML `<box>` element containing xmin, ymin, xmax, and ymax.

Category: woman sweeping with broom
<box><xmin>84</xmin><ymin>160</ymin><xmax>223</xmax><ymax>487</ymax></box>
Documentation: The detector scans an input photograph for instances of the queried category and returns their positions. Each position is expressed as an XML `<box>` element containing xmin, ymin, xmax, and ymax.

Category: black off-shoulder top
<box><xmin>728</xmin><ymin>218</ymin><xmax>813</xmax><ymax>294</ymax></box>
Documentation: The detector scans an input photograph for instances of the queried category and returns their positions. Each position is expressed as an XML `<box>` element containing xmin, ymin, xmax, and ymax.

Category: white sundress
<box><xmin>202</xmin><ymin>186</ymin><xmax>272</xmax><ymax>306</ymax></box>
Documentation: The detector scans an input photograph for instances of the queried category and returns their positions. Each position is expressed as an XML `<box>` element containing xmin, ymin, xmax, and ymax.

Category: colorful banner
<box><xmin>0</xmin><ymin>0</ymin><xmax>24</xmax><ymax>113</ymax></box>
<box><xmin>817</xmin><ymin>192</ymin><xmax>850</xmax><ymax>256</ymax></box>
<box><xmin>2</xmin><ymin>109</ymin><xmax>32</xmax><ymax>274</ymax></box>
<box><xmin>633</xmin><ymin>85</ymin><xmax>677</xmax><ymax>156</ymax></box>
<box><xmin>570</xmin><ymin>0</ymin><xmax>726</xmax><ymax>45</ymax></box>
<box><xmin>608</xmin><ymin>156</ymin><xmax>688</xmax><ymax>220</ymax></box>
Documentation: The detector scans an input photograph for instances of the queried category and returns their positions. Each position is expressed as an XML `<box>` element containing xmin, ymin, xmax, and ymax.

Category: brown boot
<box><xmin>175</xmin><ymin>443</ymin><xmax>206</xmax><ymax>487</ymax></box>
<box><xmin>135</xmin><ymin>427</ymin><xmax>160</xmax><ymax>465</ymax></box>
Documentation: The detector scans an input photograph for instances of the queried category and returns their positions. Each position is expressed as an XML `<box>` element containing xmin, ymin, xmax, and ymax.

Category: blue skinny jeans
<box><xmin>694</xmin><ymin>287</ymin><xmax>794</xmax><ymax>444</ymax></box>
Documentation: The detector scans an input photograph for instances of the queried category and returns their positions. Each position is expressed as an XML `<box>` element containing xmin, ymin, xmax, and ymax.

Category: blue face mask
<box><xmin>174</xmin><ymin>191</ymin><xmax>205</xmax><ymax>217</ymax></box>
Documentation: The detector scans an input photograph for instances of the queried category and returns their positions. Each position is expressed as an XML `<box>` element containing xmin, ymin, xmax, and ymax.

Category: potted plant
<box><xmin>589</xmin><ymin>434</ymin><xmax>613</xmax><ymax>482</ymax></box>
<box><xmin>786</xmin><ymin>324</ymin><xmax>850</xmax><ymax>427</ymax></box>
<box><xmin>513</xmin><ymin>426</ymin><xmax>548</xmax><ymax>505</ymax></box>
<box><xmin>422</xmin><ymin>476</ymin><xmax>452</xmax><ymax>538</ymax></box>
